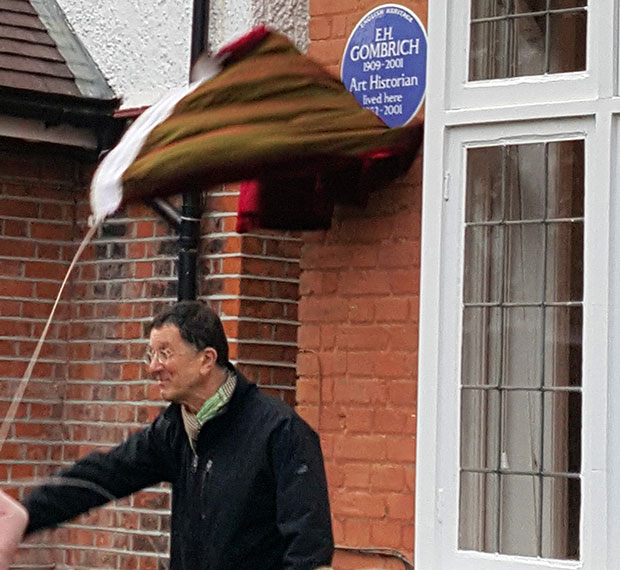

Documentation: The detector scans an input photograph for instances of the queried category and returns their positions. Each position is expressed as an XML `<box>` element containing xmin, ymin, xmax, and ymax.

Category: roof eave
<box><xmin>0</xmin><ymin>86</ymin><xmax>123</xmax><ymax>151</ymax></box>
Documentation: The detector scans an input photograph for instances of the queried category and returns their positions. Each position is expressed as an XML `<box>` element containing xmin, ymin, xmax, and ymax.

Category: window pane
<box><xmin>504</xmin><ymin>307</ymin><xmax>543</xmax><ymax>387</ymax></box>
<box><xmin>469</xmin><ymin>2</ymin><xmax>587</xmax><ymax>79</ymax></box>
<box><xmin>548</xmin><ymin>11</ymin><xmax>587</xmax><ymax>73</ymax></box>
<box><xmin>542</xmin><ymin>477</ymin><xmax>580</xmax><ymax>560</ymax></box>
<box><xmin>461</xmin><ymin>141</ymin><xmax>583</xmax><ymax>559</ymax></box>
<box><xmin>544</xmin><ymin>307</ymin><xmax>582</xmax><ymax>388</ymax></box>
<box><xmin>510</xmin><ymin>15</ymin><xmax>546</xmax><ymax>76</ymax></box>
<box><xmin>550</xmin><ymin>0</ymin><xmax>587</xmax><ymax>9</ymax></box>
<box><xmin>470</xmin><ymin>0</ymin><xmax>508</xmax><ymax>19</ymax></box>
<box><xmin>464</xmin><ymin>225</ymin><xmax>504</xmax><ymax>303</ymax></box>
<box><xmin>505</xmin><ymin>143</ymin><xmax>546</xmax><ymax>221</ymax></box>
<box><xmin>470</xmin><ymin>20</ymin><xmax>509</xmax><ymax>80</ymax></box>
<box><xmin>500</xmin><ymin>475</ymin><xmax>540</xmax><ymax>556</ymax></box>
<box><xmin>543</xmin><ymin>392</ymin><xmax>581</xmax><ymax>473</ymax></box>
<box><xmin>461</xmin><ymin>388</ymin><xmax>500</xmax><ymax>469</ymax></box>
<box><xmin>459</xmin><ymin>472</ymin><xmax>498</xmax><ymax>552</ymax></box>
<box><xmin>502</xmin><ymin>391</ymin><xmax>542</xmax><ymax>471</ymax></box>
<box><xmin>514</xmin><ymin>0</ymin><xmax>548</xmax><ymax>13</ymax></box>
<box><xmin>545</xmin><ymin>222</ymin><xmax>583</xmax><ymax>302</ymax></box>
<box><xmin>462</xmin><ymin>307</ymin><xmax>502</xmax><ymax>386</ymax></box>
<box><xmin>505</xmin><ymin>224</ymin><xmax>545</xmax><ymax>303</ymax></box>
<box><xmin>466</xmin><ymin>146</ymin><xmax>503</xmax><ymax>222</ymax></box>
<box><xmin>547</xmin><ymin>139</ymin><xmax>584</xmax><ymax>219</ymax></box>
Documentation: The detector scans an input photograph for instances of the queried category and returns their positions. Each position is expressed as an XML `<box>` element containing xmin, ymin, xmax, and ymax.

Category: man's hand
<box><xmin>0</xmin><ymin>490</ymin><xmax>28</xmax><ymax>570</ymax></box>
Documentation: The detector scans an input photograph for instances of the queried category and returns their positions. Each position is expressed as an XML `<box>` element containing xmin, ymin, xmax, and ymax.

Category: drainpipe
<box><xmin>178</xmin><ymin>0</ymin><xmax>210</xmax><ymax>301</ymax></box>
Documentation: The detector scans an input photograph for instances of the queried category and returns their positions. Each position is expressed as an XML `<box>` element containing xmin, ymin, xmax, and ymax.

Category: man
<box><xmin>0</xmin><ymin>301</ymin><xmax>334</xmax><ymax>570</ymax></box>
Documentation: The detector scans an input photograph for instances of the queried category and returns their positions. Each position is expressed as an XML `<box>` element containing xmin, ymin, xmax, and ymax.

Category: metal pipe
<box><xmin>145</xmin><ymin>198</ymin><xmax>182</xmax><ymax>231</ymax></box>
<box><xmin>177</xmin><ymin>192</ymin><xmax>202</xmax><ymax>301</ymax></box>
<box><xmin>178</xmin><ymin>0</ymin><xmax>210</xmax><ymax>301</ymax></box>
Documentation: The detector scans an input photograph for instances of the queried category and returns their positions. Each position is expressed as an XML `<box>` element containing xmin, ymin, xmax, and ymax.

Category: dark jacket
<box><xmin>23</xmin><ymin>370</ymin><xmax>334</xmax><ymax>570</ymax></box>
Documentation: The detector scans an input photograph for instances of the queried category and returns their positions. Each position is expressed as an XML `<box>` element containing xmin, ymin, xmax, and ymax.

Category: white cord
<box><xmin>0</xmin><ymin>222</ymin><xmax>101</xmax><ymax>454</ymax></box>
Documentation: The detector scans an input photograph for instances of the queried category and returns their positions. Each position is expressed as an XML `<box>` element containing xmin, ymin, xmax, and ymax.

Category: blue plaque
<box><xmin>341</xmin><ymin>4</ymin><xmax>427</xmax><ymax>128</ymax></box>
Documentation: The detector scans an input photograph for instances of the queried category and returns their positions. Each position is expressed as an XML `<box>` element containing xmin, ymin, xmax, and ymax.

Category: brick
<box><xmin>370</xmin><ymin>519</ymin><xmax>404</xmax><ymax>548</ymax></box>
<box><xmin>389</xmin><ymin>269</ymin><xmax>419</xmax><ymax>294</ymax></box>
<box><xmin>299</xmin><ymin>271</ymin><xmax>324</xmax><ymax>296</ymax></box>
<box><xmin>342</xmin><ymin>462</ymin><xmax>371</xmax><ymax>488</ymax></box>
<box><xmin>374</xmin><ymin>408</ymin><xmax>412</xmax><ymax>433</ymax></box>
<box><xmin>319</xmin><ymin>407</ymin><xmax>346</xmax><ymax>431</ymax></box>
<box><xmin>375</xmin><ymin>297</ymin><xmax>411</xmax><ymax>322</ymax></box>
<box><xmin>298</xmin><ymin>297</ymin><xmax>349</xmax><ymax>322</ymax></box>
<box><xmin>387</xmin><ymin>492</ymin><xmax>415</xmax><ymax>520</ymax></box>
<box><xmin>0</xmin><ymin>239</ymin><xmax>35</xmax><ymax>257</ymax></box>
<box><xmin>331</xmin><ymin>490</ymin><xmax>386</xmax><ymax>518</ymax></box>
<box><xmin>374</xmin><ymin>352</ymin><xmax>416</xmax><ymax>378</ymax></box>
<box><xmin>371</xmin><ymin>464</ymin><xmax>407</xmax><ymax>491</ymax></box>
<box><xmin>309</xmin><ymin>16</ymin><xmax>331</xmax><ymax>40</ymax></box>
<box><xmin>334</xmin><ymin>434</ymin><xmax>386</xmax><ymax>461</ymax></box>
<box><xmin>347</xmin><ymin>298</ymin><xmax>375</xmax><ymax>322</ymax></box>
<box><xmin>350</xmin><ymin>245</ymin><xmax>379</xmax><ymax>268</ymax></box>
<box><xmin>337</xmin><ymin>325</ymin><xmax>389</xmax><ymax>350</ymax></box>
<box><xmin>297</xmin><ymin>325</ymin><xmax>321</xmax><ymax>351</ymax></box>
<box><xmin>310</xmin><ymin>0</ymin><xmax>358</xmax><ymax>17</ymax></box>
<box><xmin>339</xmin><ymin>270</ymin><xmax>391</xmax><ymax>296</ymax></box>
<box><xmin>295</xmin><ymin>377</ymin><xmax>320</xmax><ymax>403</ymax></box>
<box><xmin>30</xmin><ymin>222</ymin><xmax>71</xmax><ymax>241</ymax></box>
<box><xmin>0</xmin><ymin>279</ymin><xmax>33</xmax><ymax>297</ymax></box>
<box><xmin>342</xmin><ymin>518</ymin><xmax>371</xmax><ymax>546</ymax></box>
<box><xmin>333</xmin><ymin>379</ymin><xmax>387</xmax><ymax>405</ymax></box>
<box><xmin>344</xmin><ymin>407</ymin><xmax>373</xmax><ymax>432</ymax></box>
<box><xmin>0</xmin><ymin>198</ymin><xmax>38</xmax><ymax>218</ymax></box>
<box><xmin>388</xmin><ymin>381</ymin><xmax>417</xmax><ymax>405</ymax></box>
<box><xmin>386</xmin><ymin>437</ymin><xmax>416</xmax><ymax>463</ymax></box>
<box><xmin>3</xmin><ymin>219</ymin><xmax>28</xmax><ymax>237</ymax></box>
<box><xmin>301</xmin><ymin>244</ymin><xmax>356</xmax><ymax>270</ymax></box>
<box><xmin>332</xmin><ymin>14</ymin><xmax>348</xmax><ymax>37</ymax></box>
<box><xmin>401</xmin><ymin>523</ymin><xmax>415</xmax><ymax>555</ymax></box>
<box><xmin>377</xmin><ymin>240</ymin><xmax>420</xmax><ymax>269</ymax></box>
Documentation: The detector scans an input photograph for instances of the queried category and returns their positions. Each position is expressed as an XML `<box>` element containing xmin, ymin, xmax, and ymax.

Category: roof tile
<box><xmin>0</xmin><ymin>0</ymin><xmax>114</xmax><ymax>99</ymax></box>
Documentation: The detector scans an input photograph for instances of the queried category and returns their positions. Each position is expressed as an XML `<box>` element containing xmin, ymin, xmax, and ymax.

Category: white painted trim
<box><xmin>606</xmin><ymin>115</ymin><xmax>620</xmax><ymax>569</ymax></box>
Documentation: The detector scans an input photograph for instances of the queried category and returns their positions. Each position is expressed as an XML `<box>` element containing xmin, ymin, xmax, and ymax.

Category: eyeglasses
<box><xmin>144</xmin><ymin>347</ymin><xmax>173</xmax><ymax>366</ymax></box>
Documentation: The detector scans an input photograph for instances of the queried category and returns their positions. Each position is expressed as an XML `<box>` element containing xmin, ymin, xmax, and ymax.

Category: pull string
<box><xmin>0</xmin><ymin>221</ymin><xmax>168</xmax><ymax>566</ymax></box>
<box><xmin>0</xmin><ymin>222</ymin><xmax>100</xmax><ymax>454</ymax></box>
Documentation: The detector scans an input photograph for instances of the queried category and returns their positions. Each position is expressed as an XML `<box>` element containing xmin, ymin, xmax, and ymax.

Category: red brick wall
<box><xmin>0</xmin><ymin>142</ymin><xmax>301</xmax><ymax>569</ymax></box>
<box><xmin>0</xmin><ymin>140</ymin><xmax>83</xmax><ymax>569</ymax></box>
<box><xmin>297</xmin><ymin>2</ymin><xmax>426</xmax><ymax>568</ymax></box>
<box><xmin>205</xmin><ymin>184</ymin><xmax>302</xmax><ymax>407</ymax></box>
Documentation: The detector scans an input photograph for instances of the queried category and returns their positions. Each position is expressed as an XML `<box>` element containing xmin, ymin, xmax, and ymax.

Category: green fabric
<box><xmin>120</xmin><ymin>30</ymin><xmax>422</xmax><ymax>204</ymax></box>
<box><xmin>196</xmin><ymin>385</ymin><xmax>228</xmax><ymax>424</ymax></box>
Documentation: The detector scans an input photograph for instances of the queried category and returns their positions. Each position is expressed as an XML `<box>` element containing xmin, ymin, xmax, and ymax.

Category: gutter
<box><xmin>0</xmin><ymin>86</ymin><xmax>122</xmax><ymax>153</ymax></box>
<box><xmin>176</xmin><ymin>0</ymin><xmax>210</xmax><ymax>301</ymax></box>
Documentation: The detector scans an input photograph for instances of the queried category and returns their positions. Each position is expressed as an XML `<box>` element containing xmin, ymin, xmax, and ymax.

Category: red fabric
<box><xmin>216</xmin><ymin>25</ymin><xmax>270</xmax><ymax>65</ymax></box>
<box><xmin>235</xmin><ymin>132</ymin><xmax>422</xmax><ymax>233</ymax></box>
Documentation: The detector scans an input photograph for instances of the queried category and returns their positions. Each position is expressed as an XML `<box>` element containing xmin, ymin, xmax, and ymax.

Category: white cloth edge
<box><xmin>89</xmin><ymin>59</ymin><xmax>222</xmax><ymax>226</ymax></box>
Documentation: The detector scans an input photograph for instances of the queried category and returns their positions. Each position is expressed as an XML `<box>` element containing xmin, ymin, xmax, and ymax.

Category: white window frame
<box><xmin>444</xmin><ymin>1</ymin><xmax>601</xmax><ymax>110</ymax></box>
<box><xmin>416</xmin><ymin>0</ymin><xmax>620</xmax><ymax>568</ymax></box>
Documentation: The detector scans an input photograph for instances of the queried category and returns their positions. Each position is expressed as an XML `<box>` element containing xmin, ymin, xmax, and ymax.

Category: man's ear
<box><xmin>200</xmin><ymin>347</ymin><xmax>218</xmax><ymax>374</ymax></box>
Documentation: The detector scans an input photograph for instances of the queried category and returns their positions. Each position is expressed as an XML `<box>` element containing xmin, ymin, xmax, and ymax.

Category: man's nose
<box><xmin>148</xmin><ymin>356</ymin><xmax>163</xmax><ymax>374</ymax></box>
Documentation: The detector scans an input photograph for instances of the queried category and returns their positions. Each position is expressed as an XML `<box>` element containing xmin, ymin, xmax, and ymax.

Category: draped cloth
<box><xmin>90</xmin><ymin>26</ymin><xmax>423</xmax><ymax>232</ymax></box>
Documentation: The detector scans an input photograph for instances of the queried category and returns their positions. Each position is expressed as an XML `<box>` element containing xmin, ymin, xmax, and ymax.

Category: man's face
<box><xmin>147</xmin><ymin>324</ymin><xmax>204</xmax><ymax>407</ymax></box>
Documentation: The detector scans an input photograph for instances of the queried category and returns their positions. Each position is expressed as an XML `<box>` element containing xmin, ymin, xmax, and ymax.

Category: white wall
<box><xmin>208</xmin><ymin>0</ymin><xmax>309</xmax><ymax>53</ymax></box>
<box><xmin>56</xmin><ymin>0</ymin><xmax>193</xmax><ymax>110</ymax></box>
<box><xmin>57</xmin><ymin>0</ymin><xmax>308</xmax><ymax>110</ymax></box>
